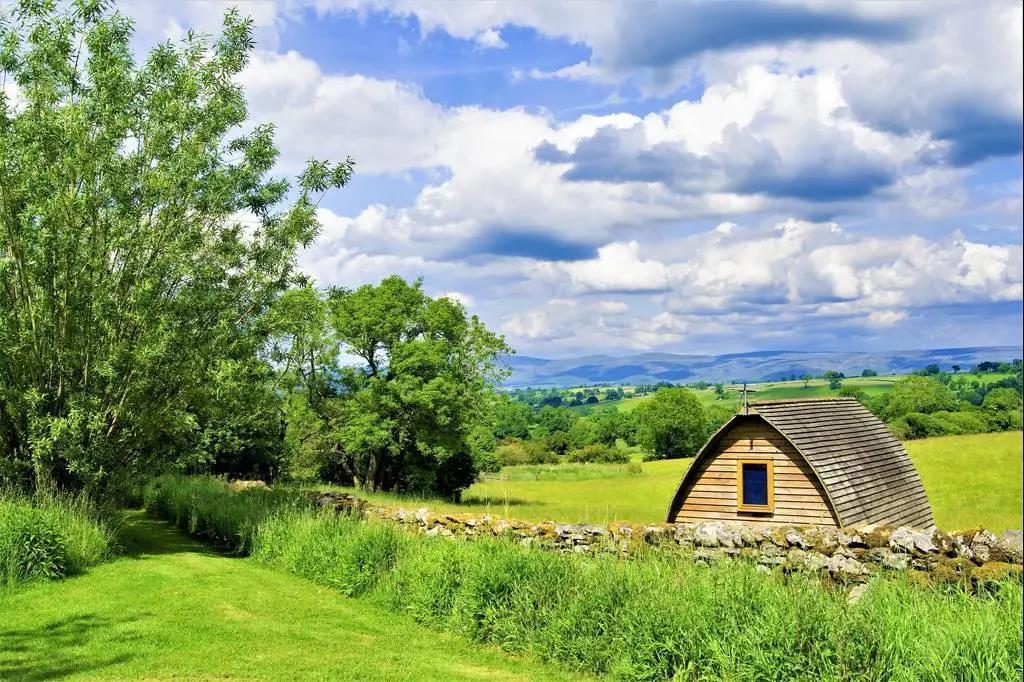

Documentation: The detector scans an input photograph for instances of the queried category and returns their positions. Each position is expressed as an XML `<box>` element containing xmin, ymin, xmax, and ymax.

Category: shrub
<box><xmin>566</xmin><ymin>443</ymin><xmax>630</xmax><ymax>464</ymax></box>
<box><xmin>493</xmin><ymin>439</ymin><xmax>558</xmax><ymax>467</ymax></box>
<box><xmin>0</xmin><ymin>493</ymin><xmax>115</xmax><ymax>586</ymax></box>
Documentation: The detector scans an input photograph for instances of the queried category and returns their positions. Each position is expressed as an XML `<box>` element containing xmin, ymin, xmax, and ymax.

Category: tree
<box><xmin>328</xmin><ymin>277</ymin><xmax>509</xmax><ymax>498</ymax></box>
<box><xmin>982</xmin><ymin>388</ymin><xmax>1023</xmax><ymax>430</ymax></box>
<box><xmin>861</xmin><ymin>369</ymin><xmax>878</xmax><ymax>377</ymax></box>
<box><xmin>876</xmin><ymin>376</ymin><xmax>957</xmax><ymax>421</ymax></box>
<box><xmin>800</xmin><ymin>374</ymin><xmax>813</xmax><ymax>388</ymax></box>
<box><xmin>713</xmin><ymin>383</ymin><xmax>726</xmax><ymax>399</ymax></box>
<box><xmin>0</xmin><ymin>4</ymin><xmax>351</xmax><ymax>495</ymax></box>
<box><xmin>491</xmin><ymin>398</ymin><xmax>532</xmax><ymax>440</ymax></box>
<box><xmin>951</xmin><ymin>365</ymin><xmax>961</xmax><ymax>374</ymax></box>
<box><xmin>823</xmin><ymin>370</ymin><xmax>844</xmax><ymax>390</ymax></box>
<box><xmin>633</xmin><ymin>388</ymin><xmax>708</xmax><ymax>459</ymax></box>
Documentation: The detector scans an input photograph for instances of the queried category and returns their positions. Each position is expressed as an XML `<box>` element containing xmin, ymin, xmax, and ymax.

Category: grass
<box><xmin>142</xmin><ymin>478</ymin><xmax>1024</xmax><ymax>681</ymax></box>
<box><xmin>0</xmin><ymin>493</ymin><xmax>116</xmax><ymax>587</ymax></box>
<box><xmin>0</xmin><ymin>511</ymin><xmax>579</xmax><ymax>681</ymax></box>
<box><xmin>907</xmin><ymin>431</ymin><xmax>1024</xmax><ymax>532</ymax></box>
<box><xmin>334</xmin><ymin>432</ymin><xmax>1023</xmax><ymax>531</ymax></box>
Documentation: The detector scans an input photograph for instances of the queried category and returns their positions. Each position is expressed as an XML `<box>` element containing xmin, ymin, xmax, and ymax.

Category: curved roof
<box><xmin>667</xmin><ymin>398</ymin><xmax>934</xmax><ymax>529</ymax></box>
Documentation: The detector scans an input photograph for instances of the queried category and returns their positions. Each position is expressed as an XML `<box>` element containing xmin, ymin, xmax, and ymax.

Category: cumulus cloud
<box><xmin>535</xmin><ymin>65</ymin><xmax>916</xmax><ymax>204</ymax></box>
<box><xmin>536</xmin><ymin>219</ymin><xmax>1022</xmax><ymax>324</ymax></box>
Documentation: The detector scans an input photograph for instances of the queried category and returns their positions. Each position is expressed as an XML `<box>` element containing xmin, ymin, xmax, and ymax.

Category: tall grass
<box><xmin>146</xmin><ymin>475</ymin><xmax>1024</xmax><ymax>680</ymax></box>
<box><xmin>143</xmin><ymin>474</ymin><xmax>309</xmax><ymax>553</ymax></box>
<box><xmin>0</xmin><ymin>492</ymin><xmax>116</xmax><ymax>587</ymax></box>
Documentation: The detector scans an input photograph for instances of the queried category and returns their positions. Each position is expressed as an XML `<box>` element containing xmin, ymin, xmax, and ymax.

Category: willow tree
<box><xmin>0</xmin><ymin>1</ymin><xmax>351</xmax><ymax>493</ymax></box>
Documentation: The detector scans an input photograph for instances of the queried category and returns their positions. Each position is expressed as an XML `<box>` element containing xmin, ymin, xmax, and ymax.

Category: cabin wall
<box><xmin>672</xmin><ymin>419</ymin><xmax>838</xmax><ymax>526</ymax></box>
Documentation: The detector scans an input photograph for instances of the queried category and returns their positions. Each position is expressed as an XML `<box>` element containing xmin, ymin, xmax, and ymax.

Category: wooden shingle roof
<box><xmin>749</xmin><ymin>398</ymin><xmax>934</xmax><ymax>529</ymax></box>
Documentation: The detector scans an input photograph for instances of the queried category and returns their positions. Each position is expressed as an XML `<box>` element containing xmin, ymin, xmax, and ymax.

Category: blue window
<box><xmin>738</xmin><ymin>461</ymin><xmax>773</xmax><ymax>511</ymax></box>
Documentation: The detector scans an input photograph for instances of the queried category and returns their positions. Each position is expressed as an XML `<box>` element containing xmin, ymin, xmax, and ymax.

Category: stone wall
<box><xmin>311</xmin><ymin>492</ymin><xmax>1023</xmax><ymax>584</ymax></box>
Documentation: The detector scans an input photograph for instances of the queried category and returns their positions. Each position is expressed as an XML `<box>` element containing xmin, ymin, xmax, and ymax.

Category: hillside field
<box><xmin>347</xmin><ymin>431</ymin><xmax>1023</xmax><ymax>532</ymax></box>
<box><xmin>566</xmin><ymin>372</ymin><xmax>1018</xmax><ymax>414</ymax></box>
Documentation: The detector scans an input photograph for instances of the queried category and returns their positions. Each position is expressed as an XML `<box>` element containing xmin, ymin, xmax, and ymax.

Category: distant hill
<box><xmin>501</xmin><ymin>347</ymin><xmax>1023</xmax><ymax>388</ymax></box>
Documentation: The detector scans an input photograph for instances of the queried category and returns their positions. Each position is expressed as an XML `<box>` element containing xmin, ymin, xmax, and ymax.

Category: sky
<box><xmin>125</xmin><ymin>0</ymin><xmax>1022</xmax><ymax>358</ymax></box>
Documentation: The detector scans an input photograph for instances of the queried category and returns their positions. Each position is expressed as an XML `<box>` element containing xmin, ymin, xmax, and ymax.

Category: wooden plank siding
<box><xmin>672</xmin><ymin>421</ymin><xmax>838</xmax><ymax>526</ymax></box>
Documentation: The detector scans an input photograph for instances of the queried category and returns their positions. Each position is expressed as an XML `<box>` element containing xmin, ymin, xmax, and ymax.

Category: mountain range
<box><xmin>501</xmin><ymin>347</ymin><xmax>1023</xmax><ymax>388</ymax></box>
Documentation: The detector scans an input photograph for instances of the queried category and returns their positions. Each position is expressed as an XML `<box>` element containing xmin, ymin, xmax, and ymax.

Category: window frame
<box><xmin>736</xmin><ymin>458</ymin><xmax>774</xmax><ymax>513</ymax></box>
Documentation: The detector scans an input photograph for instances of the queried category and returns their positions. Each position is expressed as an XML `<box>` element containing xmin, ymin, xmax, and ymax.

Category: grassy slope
<box><xmin>0</xmin><ymin>513</ymin><xmax>578</xmax><ymax>682</ymax></box>
<box><xmin>347</xmin><ymin>432</ymin><xmax>1023</xmax><ymax>531</ymax></box>
<box><xmin>907</xmin><ymin>432</ymin><xmax>1024</xmax><ymax>532</ymax></box>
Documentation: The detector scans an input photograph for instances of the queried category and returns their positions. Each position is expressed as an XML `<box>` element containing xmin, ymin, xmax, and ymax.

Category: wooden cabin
<box><xmin>666</xmin><ymin>398</ymin><xmax>934</xmax><ymax>529</ymax></box>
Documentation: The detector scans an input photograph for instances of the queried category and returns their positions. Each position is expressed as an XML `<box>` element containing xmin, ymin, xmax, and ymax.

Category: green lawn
<box><xmin>907</xmin><ymin>431</ymin><xmax>1024</xmax><ymax>533</ymax></box>
<box><xmin>346</xmin><ymin>432</ymin><xmax>1023</xmax><ymax>532</ymax></box>
<box><xmin>0</xmin><ymin>513</ymin><xmax>579</xmax><ymax>681</ymax></box>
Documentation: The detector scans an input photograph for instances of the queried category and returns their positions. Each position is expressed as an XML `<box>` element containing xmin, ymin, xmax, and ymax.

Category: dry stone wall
<box><xmin>311</xmin><ymin>492</ymin><xmax>1023</xmax><ymax>585</ymax></box>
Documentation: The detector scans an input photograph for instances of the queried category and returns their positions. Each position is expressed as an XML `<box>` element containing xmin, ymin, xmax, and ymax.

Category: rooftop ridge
<box><xmin>749</xmin><ymin>397</ymin><xmax>860</xmax><ymax>405</ymax></box>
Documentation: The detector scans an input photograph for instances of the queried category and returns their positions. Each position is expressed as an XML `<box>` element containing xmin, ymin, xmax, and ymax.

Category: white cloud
<box><xmin>239</xmin><ymin>51</ymin><xmax>447</xmax><ymax>174</ymax></box>
<box><xmin>474</xmin><ymin>28</ymin><xmax>507</xmax><ymax>49</ymax></box>
<box><xmin>536</xmin><ymin>241</ymin><xmax>670</xmax><ymax>293</ymax></box>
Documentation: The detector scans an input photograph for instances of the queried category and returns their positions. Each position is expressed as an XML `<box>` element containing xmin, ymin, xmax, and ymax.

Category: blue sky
<box><xmin>130</xmin><ymin>1</ymin><xmax>1022</xmax><ymax>357</ymax></box>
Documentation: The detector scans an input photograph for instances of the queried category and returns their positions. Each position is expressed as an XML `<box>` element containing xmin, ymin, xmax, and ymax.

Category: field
<box><xmin>0</xmin><ymin>513</ymin><xmax>575</xmax><ymax>681</ymax></box>
<box><xmin>568</xmin><ymin>372</ymin><xmax>1019</xmax><ymax>414</ymax></box>
<box><xmin>346</xmin><ymin>432</ymin><xmax>1023</xmax><ymax>532</ymax></box>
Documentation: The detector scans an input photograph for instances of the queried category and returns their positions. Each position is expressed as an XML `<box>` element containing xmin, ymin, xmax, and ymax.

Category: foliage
<box><xmin>633</xmin><ymin>388</ymin><xmax>708</xmax><ymax>459</ymax></box>
<box><xmin>983</xmin><ymin>388</ymin><xmax>1024</xmax><ymax>430</ymax></box>
<box><xmin>0</xmin><ymin>2</ymin><xmax>350</xmax><ymax>496</ymax></box>
<box><xmin>150</xmin><ymin>478</ymin><xmax>1024</xmax><ymax>681</ymax></box>
<box><xmin>0</xmin><ymin>491</ymin><xmax>114</xmax><ymax>586</ymax></box>
<box><xmin>565</xmin><ymin>443</ymin><xmax>629</xmax><ymax>464</ymax></box>
<box><xmin>490</xmin><ymin>397</ymin><xmax>532</xmax><ymax>440</ymax></box>
<box><xmin>874</xmin><ymin>376</ymin><xmax>958</xmax><ymax>421</ymax></box>
<box><xmin>326</xmin><ymin>277</ymin><xmax>510</xmax><ymax>499</ymax></box>
<box><xmin>493</xmin><ymin>439</ymin><xmax>558</xmax><ymax>467</ymax></box>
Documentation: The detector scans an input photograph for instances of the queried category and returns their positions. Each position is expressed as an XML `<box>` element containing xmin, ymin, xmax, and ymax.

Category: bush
<box><xmin>0</xmin><ymin>493</ymin><xmax>115</xmax><ymax>586</ymax></box>
<box><xmin>493</xmin><ymin>439</ymin><xmax>558</xmax><ymax>467</ymax></box>
<box><xmin>566</xmin><ymin>444</ymin><xmax>630</xmax><ymax>464</ymax></box>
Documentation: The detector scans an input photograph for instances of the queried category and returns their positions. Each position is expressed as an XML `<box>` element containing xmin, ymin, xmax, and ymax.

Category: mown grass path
<box><xmin>0</xmin><ymin>513</ymin><xmax>580</xmax><ymax>681</ymax></box>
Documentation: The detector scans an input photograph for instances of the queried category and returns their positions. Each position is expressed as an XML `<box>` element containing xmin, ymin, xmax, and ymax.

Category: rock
<box><xmin>693</xmin><ymin>547</ymin><xmax>724</xmax><ymax>563</ymax></box>
<box><xmin>847</xmin><ymin>584</ymin><xmax>869</xmax><ymax>605</ymax></box>
<box><xmin>738</xmin><ymin>524</ymin><xmax>760</xmax><ymax>548</ymax></box>
<box><xmin>888</xmin><ymin>527</ymin><xmax>938</xmax><ymax>554</ymax></box>
<box><xmin>971</xmin><ymin>530</ymin><xmax>1000</xmax><ymax>563</ymax></box>
<box><xmin>804</xmin><ymin>552</ymin><xmax>831</xmax><ymax>572</ymax></box>
<box><xmin>838</xmin><ymin>529</ymin><xmax>866</xmax><ymax>548</ymax></box>
<box><xmin>785</xmin><ymin>530</ymin><xmax>809</xmax><ymax>549</ymax></box>
<box><xmin>695</xmin><ymin>522</ymin><xmax>723</xmax><ymax>548</ymax></box>
<box><xmin>830</xmin><ymin>556</ymin><xmax>869</xmax><ymax>577</ymax></box>
<box><xmin>997</xmin><ymin>530</ymin><xmax>1023</xmax><ymax>564</ymax></box>
<box><xmin>414</xmin><ymin>507</ymin><xmax>430</xmax><ymax>524</ymax></box>
<box><xmin>889</xmin><ymin>527</ymin><xmax>916</xmax><ymax>553</ymax></box>
<box><xmin>873</xmin><ymin>548</ymin><xmax>910</xmax><ymax>571</ymax></box>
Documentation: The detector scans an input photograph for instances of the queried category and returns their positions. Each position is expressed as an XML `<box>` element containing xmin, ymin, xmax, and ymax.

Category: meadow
<box><xmin>568</xmin><ymin>372</ymin><xmax>1019</xmax><ymax>414</ymax></box>
<box><xmin>133</xmin><ymin>477</ymin><xmax>1023</xmax><ymax>680</ymax></box>
<box><xmin>0</xmin><ymin>512</ymin><xmax>575</xmax><ymax>681</ymax></box>
<box><xmin>345</xmin><ymin>432</ymin><xmax>1024</xmax><ymax>532</ymax></box>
